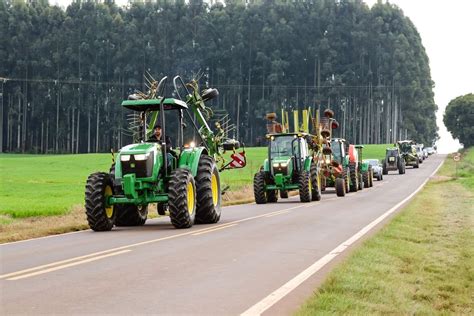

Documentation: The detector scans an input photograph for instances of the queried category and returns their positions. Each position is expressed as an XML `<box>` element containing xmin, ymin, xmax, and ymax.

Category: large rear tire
<box><xmin>358</xmin><ymin>172</ymin><xmax>364</xmax><ymax>190</ymax></box>
<box><xmin>310</xmin><ymin>163</ymin><xmax>322</xmax><ymax>201</ymax></box>
<box><xmin>115</xmin><ymin>205</ymin><xmax>148</xmax><ymax>226</ymax></box>
<box><xmin>195</xmin><ymin>155</ymin><xmax>221</xmax><ymax>224</ymax></box>
<box><xmin>382</xmin><ymin>160</ymin><xmax>388</xmax><ymax>175</ymax></box>
<box><xmin>369</xmin><ymin>168</ymin><xmax>374</xmax><ymax>187</ymax></box>
<box><xmin>280</xmin><ymin>190</ymin><xmax>289</xmax><ymax>199</ymax></box>
<box><xmin>335</xmin><ymin>177</ymin><xmax>346</xmax><ymax>197</ymax></box>
<box><xmin>85</xmin><ymin>172</ymin><xmax>115</xmax><ymax>231</ymax></box>
<box><xmin>299</xmin><ymin>171</ymin><xmax>311</xmax><ymax>202</ymax></box>
<box><xmin>253</xmin><ymin>171</ymin><xmax>267</xmax><ymax>204</ymax></box>
<box><xmin>168</xmin><ymin>168</ymin><xmax>196</xmax><ymax>229</ymax></box>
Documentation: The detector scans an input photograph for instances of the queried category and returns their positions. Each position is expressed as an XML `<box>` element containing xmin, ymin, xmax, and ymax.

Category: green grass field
<box><xmin>0</xmin><ymin>144</ymin><xmax>389</xmax><ymax>219</ymax></box>
<box><xmin>297</xmin><ymin>149</ymin><xmax>474</xmax><ymax>314</ymax></box>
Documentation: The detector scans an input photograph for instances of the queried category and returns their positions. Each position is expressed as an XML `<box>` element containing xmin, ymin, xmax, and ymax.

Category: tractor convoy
<box><xmin>85</xmin><ymin>75</ymin><xmax>426</xmax><ymax>231</ymax></box>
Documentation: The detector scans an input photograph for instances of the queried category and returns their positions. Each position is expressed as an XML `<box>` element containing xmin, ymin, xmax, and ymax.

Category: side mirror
<box><xmin>202</xmin><ymin>88</ymin><xmax>219</xmax><ymax>102</ymax></box>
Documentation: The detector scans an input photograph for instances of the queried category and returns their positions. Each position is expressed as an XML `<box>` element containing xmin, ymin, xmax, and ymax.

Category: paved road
<box><xmin>1</xmin><ymin>155</ymin><xmax>444</xmax><ymax>315</ymax></box>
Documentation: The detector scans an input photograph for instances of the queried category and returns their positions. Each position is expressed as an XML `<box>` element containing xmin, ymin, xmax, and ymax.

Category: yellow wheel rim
<box><xmin>104</xmin><ymin>185</ymin><xmax>114</xmax><ymax>218</ymax></box>
<box><xmin>187</xmin><ymin>182</ymin><xmax>195</xmax><ymax>214</ymax></box>
<box><xmin>308</xmin><ymin>176</ymin><xmax>312</xmax><ymax>191</ymax></box>
<box><xmin>211</xmin><ymin>173</ymin><xmax>219</xmax><ymax>206</ymax></box>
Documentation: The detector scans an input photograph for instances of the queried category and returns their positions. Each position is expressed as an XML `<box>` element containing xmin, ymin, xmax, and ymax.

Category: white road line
<box><xmin>264</xmin><ymin>210</ymin><xmax>290</xmax><ymax>218</ymax></box>
<box><xmin>192</xmin><ymin>224</ymin><xmax>238</xmax><ymax>236</ymax></box>
<box><xmin>241</xmin><ymin>159</ymin><xmax>445</xmax><ymax>316</ymax></box>
<box><xmin>1</xmin><ymin>205</ymin><xmax>306</xmax><ymax>279</ymax></box>
<box><xmin>7</xmin><ymin>250</ymin><xmax>131</xmax><ymax>281</ymax></box>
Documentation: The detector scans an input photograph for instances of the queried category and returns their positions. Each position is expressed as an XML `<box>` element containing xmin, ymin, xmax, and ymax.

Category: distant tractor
<box><xmin>355</xmin><ymin>145</ymin><xmax>374</xmax><ymax>188</ymax></box>
<box><xmin>382</xmin><ymin>147</ymin><xmax>405</xmax><ymax>175</ymax></box>
<box><xmin>253</xmin><ymin>112</ymin><xmax>322</xmax><ymax>203</ymax></box>
<box><xmin>85</xmin><ymin>75</ymin><xmax>245</xmax><ymax>231</ymax></box>
<box><xmin>397</xmin><ymin>140</ymin><xmax>420</xmax><ymax>169</ymax></box>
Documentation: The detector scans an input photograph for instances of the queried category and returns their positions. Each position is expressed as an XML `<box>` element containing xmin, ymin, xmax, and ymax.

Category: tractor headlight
<box><xmin>120</xmin><ymin>155</ymin><xmax>131</xmax><ymax>162</ymax></box>
<box><xmin>280</xmin><ymin>162</ymin><xmax>288</xmax><ymax>168</ymax></box>
<box><xmin>273</xmin><ymin>163</ymin><xmax>280</xmax><ymax>168</ymax></box>
<box><xmin>134</xmin><ymin>153</ymin><xmax>150</xmax><ymax>161</ymax></box>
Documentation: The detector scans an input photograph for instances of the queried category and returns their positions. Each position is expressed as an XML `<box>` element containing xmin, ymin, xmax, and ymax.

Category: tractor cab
<box><xmin>330</xmin><ymin>138</ymin><xmax>348</xmax><ymax>165</ymax></box>
<box><xmin>268</xmin><ymin>133</ymin><xmax>309</xmax><ymax>176</ymax></box>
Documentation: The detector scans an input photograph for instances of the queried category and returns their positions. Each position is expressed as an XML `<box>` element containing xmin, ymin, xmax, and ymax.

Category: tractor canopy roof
<box><xmin>122</xmin><ymin>98</ymin><xmax>188</xmax><ymax>112</ymax></box>
<box><xmin>330</xmin><ymin>138</ymin><xmax>346</xmax><ymax>143</ymax></box>
<box><xmin>355</xmin><ymin>144</ymin><xmax>364</xmax><ymax>149</ymax></box>
<box><xmin>267</xmin><ymin>132</ymin><xmax>313</xmax><ymax>139</ymax></box>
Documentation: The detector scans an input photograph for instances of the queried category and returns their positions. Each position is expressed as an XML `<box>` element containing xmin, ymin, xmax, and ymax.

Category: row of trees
<box><xmin>0</xmin><ymin>0</ymin><xmax>438</xmax><ymax>153</ymax></box>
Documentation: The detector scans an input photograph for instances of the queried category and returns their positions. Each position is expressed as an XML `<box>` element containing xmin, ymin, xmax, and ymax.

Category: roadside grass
<box><xmin>296</xmin><ymin>150</ymin><xmax>474</xmax><ymax>315</ymax></box>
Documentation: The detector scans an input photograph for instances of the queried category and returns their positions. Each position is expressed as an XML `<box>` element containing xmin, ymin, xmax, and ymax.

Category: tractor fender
<box><xmin>303</xmin><ymin>156</ymin><xmax>313</xmax><ymax>172</ymax></box>
<box><xmin>348</xmin><ymin>145</ymin><xmax>358</xmax><ymax>164</ymax></box>
<box><xmin>178</xmin><ymin>147</ymin><xmax>208</xmax><ymax>177</ymax></box>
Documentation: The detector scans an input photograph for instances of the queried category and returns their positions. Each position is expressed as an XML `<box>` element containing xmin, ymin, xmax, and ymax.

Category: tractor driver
<box><xmin>148</xmin><ymin>125</ymin><xmax>176</xmax><ymax>164</ymax></box>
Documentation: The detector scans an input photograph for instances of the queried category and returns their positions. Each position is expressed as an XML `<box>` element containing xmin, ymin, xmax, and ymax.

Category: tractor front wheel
<box><xmin>85</xmin><ymin>172</ymin><xmax>116</xmax><ymax>231</ymax></box>
<box><xmin>195</xmin><ymin>155</ymin><xmax>222</xmax><ymax>224</ymax></box>
<box><xmin>358</xmin><ymin>173</ymin><xmax>364</xmax><ymax>190</ymax></box>
<box><xmin>168</xmin><ymin>168</ymin><xmax>196</xmax><ymax>229</ymax></box>
<box><xmin>253</xmin><ymin>171</ymin><xmax>267</xmax><ymax>204</ymax></box>
<box><xmin>310</xmin><ymin>163</ymin><xmax>321</xmax><ymax>201</ymax></box>
<box><xmin>335</xmin><ymin>177</ymin><xmax>346</xmax><ymax>197</ymax></box>
<box><xmin>299</xmin><ymin>171</ymin><xmax>311</xmax><ymax>202</ymax></box>
<box><xmin>349</xmin><ymin>163</ymin><xmax>358</xmax><ymax>192</ymax></box>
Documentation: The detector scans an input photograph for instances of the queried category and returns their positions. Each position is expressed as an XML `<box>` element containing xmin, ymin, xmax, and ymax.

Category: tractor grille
<box><xmin>121</xmin><ymin>153</ymin><xmax>154</xmax><ymax>178</ymax></box>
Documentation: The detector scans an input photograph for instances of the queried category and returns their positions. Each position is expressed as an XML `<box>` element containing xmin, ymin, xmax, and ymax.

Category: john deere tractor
<box><xmin>85</xmin><ymin>75</ymin><xmax>244</xmax><ymax>231</ymax></box>
<box><xmin>355</xmin><ymin>145</ymin><xmax>373</xmax><ymax>188</ymax></box>
<box><xmin>253</xmin><ymin>111</ymin><xmax>322</xmax><ymax>203</ymax></box>
<box><xmin>397</xmin><ymin>140</ymin><xmax>419</xmax><ymax>169</ymax></box>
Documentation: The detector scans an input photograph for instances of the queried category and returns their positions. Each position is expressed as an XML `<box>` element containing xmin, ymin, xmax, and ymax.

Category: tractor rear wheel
<box><xmin>358</xmin><ymin>173</ymin><xmax>364</xmax><ymax>190</ymax></box>
<box><xmin>168</xmin><ymin>168</ymin><xmax>196</xmax><ymax>229</ymax></box>
<box><xmin>299</xmin><ymin>171</ymin><xmax>311</xmax><ymax>202</ymax></box>
<box><xmin>115</xmin><ymin>205</ymin><xmax>148</xmax><ymax>226</ymax></box>
<box><xmin>398</xmin><ymin>160</ymin><xmax>405</xmax><ymax>174</ymax></box>
<box><xmin>369</xmin><ymin>168</ymin><xmax>374</xmax><ymax>187</ymax></box>
<box><xmin>85</xmin><ymin>172</ymin><xmax>115</xmax><ymax>231</ymax></box>
<box><xmin>335</xmin><ymin>177</ymin><xmax>346</xmax><ymax>197</ymax></box>
<box><xmin>310</xmin><ymin>163</ymin><xmax>321</xmax><ymax>201</ymax></box>
<box><xmin>349</xmin><ymin>163</ymin><xmax>358</xmax><ymax>192</ymax></box>
<box><xmin>267</xmin><ymin>189</ymin><xmax>278</xmax><ymax>203</ymax></box>
<box><xmin>320</xmin><ymin>175</ymin><xmax>326</xmax><ymax>191</ymax></box>
<box><xmin>157</xmin><ymin>203</ymin><xmax>167</xmax><ymax>216</ymax></box>
<box><xmin>253</xmin><ymin>171</ymin><xmax>267</xmax><ymax>204</ymax></box>
<box><xmin>280</xmin><ymin>190</ymin><xmax>289</xmax><ymax>199</ymax></box>
<box><xmin>195</xmin><ymin>155</ymin><xmax>221</xmax><ymax>224</ymax></box>
<box><xmin>363</xmin><ymin>171</ymin><xmax>370</xmax><ymax>188</ymax></box>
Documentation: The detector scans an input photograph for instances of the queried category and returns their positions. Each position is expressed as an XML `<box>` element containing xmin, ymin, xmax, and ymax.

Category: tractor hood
<box><xmin>271</xmin><ymin>157</ymin><xmax>292</xmax><ymax>175</ymax></box>
<box><xmin>119</xmin><ymin>143</ymin><xmax>157</xmax><ymax>155</ymax></box>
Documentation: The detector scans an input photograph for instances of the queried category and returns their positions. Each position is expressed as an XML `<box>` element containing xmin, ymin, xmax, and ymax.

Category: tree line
<box><xmin>0</xmin><ymin>0</ymin><xmax>438</xmax><ymax>153</ymax></box>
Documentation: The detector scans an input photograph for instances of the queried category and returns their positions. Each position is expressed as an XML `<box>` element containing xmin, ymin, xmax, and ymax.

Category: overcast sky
<box><xmin>52</xmin><ymin>0</ymin><xmax>473</xmax><ymax>153</ymax></box>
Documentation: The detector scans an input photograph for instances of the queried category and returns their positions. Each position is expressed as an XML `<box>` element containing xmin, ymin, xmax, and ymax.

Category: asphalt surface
<box><xmin>1</xmin><ymin>154</ymin><xmax>445</xmax><ymax>315</ymax></box>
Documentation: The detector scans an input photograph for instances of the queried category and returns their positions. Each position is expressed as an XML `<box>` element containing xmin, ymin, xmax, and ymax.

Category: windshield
<box><xmin>367</xmin><ymin>159</ymin><xmax>379</xmax><ymax>166</ymax></box>
<box><xmin>270</xmin><ymin>135</ymin><xmax>295</xmax><ymax>159</ymax></box>
<box><xmin>399</xmin><ymin>143</ymin><xmax>412</xmax><ymax>153</ymax></box>
<box><xmin>387</xmin><ymin>149</ymin><xmax>398</xmax><ymax>156</ymax></box>
<box><xmin>330</xmin><ymin>140</ymin><xmax>342</xmax><ymax>162</ymax></box>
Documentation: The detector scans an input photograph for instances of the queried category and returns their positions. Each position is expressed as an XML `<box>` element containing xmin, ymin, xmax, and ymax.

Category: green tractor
<box><xmin>355</xmin><ymin>145</ymin><xmax>373</xmax><ymax>188</ymax></box>
<box><xmin>253</xmin><ymin>110</ymin><xmax>322</xmax><ymax>204</ymax></box>
<box><xmin>397</xmin><ymin>140</ymin><xmax>419</xmax><ymax>169</ymax></box>
<box><xmin>253</xmin><ymin>132</ymin><xmax>322</xmax><ymax>204</ymax></box>
<box><xmin>85</xmin><ymin>75</ymin><xmax>244</xmax><ymax>231</ymax></box>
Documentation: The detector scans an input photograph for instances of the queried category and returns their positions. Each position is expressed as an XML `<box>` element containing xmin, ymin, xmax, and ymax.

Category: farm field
<box><xmin>0</xmin><ymin>144</ymin><xmax>389</xmax><ymax>221</ymax></box>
